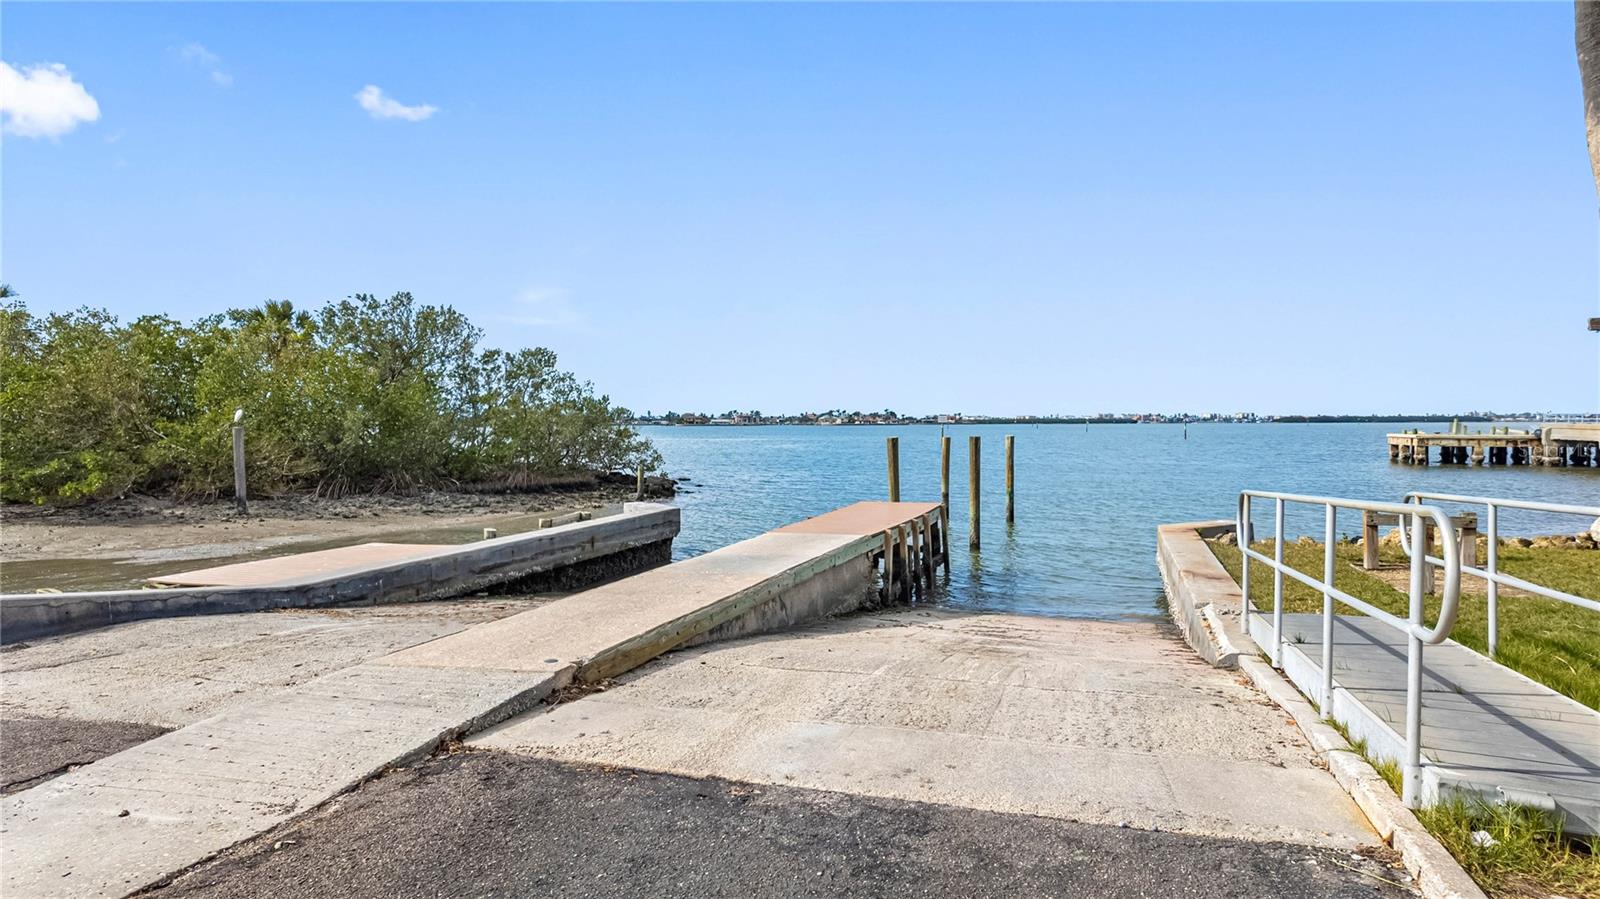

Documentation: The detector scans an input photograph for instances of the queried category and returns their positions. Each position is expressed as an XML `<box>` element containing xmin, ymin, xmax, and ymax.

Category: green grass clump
<box><xmin>1321</xmin><ymin>719</ymin><xmax>1598</xmax><ymax>898</ymax></box>
<box><xmin>1417</xmin><ymin>799</ymin><xmax>1599</xmax><ymax>899</ymax></box>
<box><xmin>1207</xmin><ymin>539</ymin><xmax>1600</xmax><ymax>710</ymax></box>
<box><xmin>1325</xmin><ymin>716</ymin><xmax>1405</xmax><ymax>793</ymax></box>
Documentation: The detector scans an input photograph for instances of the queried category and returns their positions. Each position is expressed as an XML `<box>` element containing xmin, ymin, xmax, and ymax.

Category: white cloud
<box><xmin>500</xmin><ymin>288</ymin><xmax>581</xmax><ymax>328</ymax></box>
<box><xmin>0</xmin><ymin>61</ymin><xmax>100</xmax><ymax>139</ymax></box>
<box><xmin>355</xmin><ymin>84</ymin><xmax>436</xmax><ymax>122</ymax></box>
<box><xmin>178</xmin><ymin>43</ymin><xmax>232</xmax><ymax>87</ymax></box>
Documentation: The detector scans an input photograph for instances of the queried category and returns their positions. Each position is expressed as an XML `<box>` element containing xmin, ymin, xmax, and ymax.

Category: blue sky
<box><xmin>3</xmin><ymin>2</ymin><xmax>1597</xmax><ymax>415</ymax></box>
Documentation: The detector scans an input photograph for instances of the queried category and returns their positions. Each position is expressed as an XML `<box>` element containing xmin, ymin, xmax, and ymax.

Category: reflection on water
<box><xmin>644</xmin><ymin>422</ymin><xmax>1600</xmax><ymax>620</ymax></box>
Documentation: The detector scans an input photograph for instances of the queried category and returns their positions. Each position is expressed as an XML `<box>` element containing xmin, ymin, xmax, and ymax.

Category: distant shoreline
<box><xmin>635</xmin><ymin>415</ymin><xmax>1511</xmax><ymax>427</ymax></box>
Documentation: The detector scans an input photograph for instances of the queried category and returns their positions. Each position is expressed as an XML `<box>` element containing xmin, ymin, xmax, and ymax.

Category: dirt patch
<box><xmin>2</xmin><ymin>716</ymin><xmax>170</xmax><ymax>794</ymax></box>
<box><xmin>0</xmin><ymin>482</ymin><xmax>677</xmax><ymax>592</ymax></box>
<box><xmin>1353</xmin><ymin>561</ymin><xmax>1538</xmax><ymax>598</ymax></box>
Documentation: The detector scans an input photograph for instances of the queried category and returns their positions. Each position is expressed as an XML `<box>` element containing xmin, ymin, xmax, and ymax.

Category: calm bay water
<box><xmin>643</xmin><ymin>423</ymin><xmax>1600</xmax><ymax>620</ymax></box>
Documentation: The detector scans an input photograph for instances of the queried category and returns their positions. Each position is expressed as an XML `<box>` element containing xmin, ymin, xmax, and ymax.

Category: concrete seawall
<box><xmin>1155</xmin><ymin>519</ymin><xmax>1244</xmax><ymax>668</ymax></box>
<box><xmin>0</xmin><ymin>503</ymin><xmax>680</xmax><ymax>644</ymax></box>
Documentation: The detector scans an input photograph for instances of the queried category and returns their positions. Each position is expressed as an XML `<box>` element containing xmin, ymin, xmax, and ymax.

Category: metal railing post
<box><xmin>1239</xmin><ymin>495</ymin><xmax>1252</xmax><ymax>626</ymax></box>
<box><xmin>1272</xmin><ymin>497</ymin><xmax>1285</xmax><ymax>668</ymax></box>
<box><xmin>1403</xmin><ymin>509</ymin><xmax>1427</xmax><ymax>807</ymax></box>
<box><xmin>1322</xmin><ymin>504</ymin><xmax>1336</xmax><ymax>715</ymax></box>
<box><xmin>1486</xmin><ymin>503</ymin><xmax>1499</xmax><ymax>658</ymax></box>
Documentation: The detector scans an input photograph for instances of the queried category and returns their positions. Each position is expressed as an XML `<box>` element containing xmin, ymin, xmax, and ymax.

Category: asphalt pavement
<box><xmin>150</xmin><ymin>751</ymin><xmax>1414</xmax><ymax>899</ymax></box>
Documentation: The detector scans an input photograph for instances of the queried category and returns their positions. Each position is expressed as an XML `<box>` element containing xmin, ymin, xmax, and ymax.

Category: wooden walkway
<box><xmin>1252</xmin><ymin>612</ymin><xmax>1600</xmax><ymax>835</ymax></box>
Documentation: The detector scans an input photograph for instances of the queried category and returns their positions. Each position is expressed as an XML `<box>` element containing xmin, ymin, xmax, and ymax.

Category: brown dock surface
<box><xmin>775</xmin><ymin>500</ymin><xmax>943</xmax><ymax>536</ymax></box>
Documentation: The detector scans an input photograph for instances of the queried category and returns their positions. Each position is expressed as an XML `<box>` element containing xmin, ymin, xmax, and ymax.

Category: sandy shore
<box><xmin>0</xmin><ymin>484</ymin><xmax>675</xmax><ymax>592</ymax></box>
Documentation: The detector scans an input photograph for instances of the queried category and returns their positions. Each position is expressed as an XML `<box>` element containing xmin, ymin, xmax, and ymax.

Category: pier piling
<box><xmin>1385</xmin><ymin>428</ymin><xmax>1560</xmax><ymax>469</ymax></box>
<box><xmin>919</xmin><ymin>514</ymin><xmax>934</xmax><ymax>586</ymax></box>
<box><xmin>969</xmin><ymin>436</ymin><xmax>981</xmax><ymax>551</ymax></box>
<box><xmin>887</xmin><ymin>437</ymin><xmax>901</xmax><ymax>503</ymax></box>
<box><xmin>1362</xmin><ymin>511</ymin><xmax>1381</xmax><ymax>570</ymax></box>
<box><xmin>882</xmin><ymin>529</ymin><xmax>896</xmax><ymax>602</ymax></box>
<box><xmin>899</xmin><ymin>523</ymin><xmax>913</xmax><ymax>601</ymax></box>
<box><xmin>1005</xmin><ymin>435</ymin><xmax>1015</xmax><ymax>525</ymax></box>
<box><xmin>940</xmin><ymin>436</ymin><xmax>951</xmax><ymax>521</ymax></box>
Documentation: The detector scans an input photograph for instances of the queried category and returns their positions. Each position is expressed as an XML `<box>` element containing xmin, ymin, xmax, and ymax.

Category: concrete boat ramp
<box><xmin>1</xmin><ymin>502</ymin><xmax>1415</xmax><ymax>898</ymax></box>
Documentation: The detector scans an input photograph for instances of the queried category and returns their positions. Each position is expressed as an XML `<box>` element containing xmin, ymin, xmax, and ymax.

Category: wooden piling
<box><xmin>1361</xmin><ymin>512</ymin><xmax>1380</xmax><ymax>570</ymax></box>
<box><xmin>919</xmin><ymin>513</ymin><xmax>934</xmax><ymax>585</ymax></box>
<box><xmin>940</xmin><ymin>436</ymin><xmax>951</xmax><ymax>521</ymax></box>
<box><xmin>930</xmin><ymin>507</ymin><xmax>947</xmax><ymax>572</ymax></box>
<box><xmin>898</xmin><ymin>524</ymin><xmax>912</xmax><ymax>601</ymax></box>
<box><xmin>887</xmin><ymin>437</ymin><xmax>901</xmax><ymax>503</ymax></box>
<box><xmin>1421</xmin><ymin>522</ymin><xmax>1436</xmax><ymax>596</ymax></box>
<box><xmin>968</xmin><ymin>436</ymin><xmax>981</xmax><ymax>550</ymax></box>
<box><xmin>636</xmin><ymin>465</ymin><xmax>645</xmax><ymax>500</ymax></box>
<box><xmin>1460</xmin><ymin>515</ymin><xmax>1479</xmax><ymax>568</ymax></box>
<box><xmin>911</xmin><ymin>521</ymin><xmax>925</xmax><ymax>597</ymax></box>
<box><xmin>882</xmin><ymin>529</ymin><xmax>896</xmax><ymax>602</ymax></box>
<box><xmin>1004</xmin><ymin>435</ymin><xmax>1015</xmax><ymax>525</ymax></box>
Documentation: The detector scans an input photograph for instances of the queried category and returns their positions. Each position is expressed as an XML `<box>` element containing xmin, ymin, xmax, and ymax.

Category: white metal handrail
<box><xmin>1398</xmin><ymin>491</ymin><xmax>1600</xmax><ymax>658</ymax></box>
<box><xmin>1237</xmin><ymin>490</ymin><xmax>1461</xmax><ymax>807</ymax></box>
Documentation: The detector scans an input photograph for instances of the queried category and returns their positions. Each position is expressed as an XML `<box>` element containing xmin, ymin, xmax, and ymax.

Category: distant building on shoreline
<box><xmin>628</xmin><ymin>410</ymin><xmax>1568</xmax><ymax>427</ymax></box>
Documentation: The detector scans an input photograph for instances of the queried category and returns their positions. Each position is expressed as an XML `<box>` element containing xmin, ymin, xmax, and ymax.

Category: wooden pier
<box><xmin>1387</xmin><ymin>422</ymin><xmax>1600</xmax><ymax>467</ymax></box>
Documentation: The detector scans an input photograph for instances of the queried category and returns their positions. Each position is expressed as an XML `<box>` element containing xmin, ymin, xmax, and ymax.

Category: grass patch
<box><xmin>1222</xmin><ymin>538</ymin><xmax>1600</xmax><ymax>897</ymax></box>
<box><xmin>1322</xmin><ymin>720</ymin><xmax>1599</xmax><ymax>898</ymax></box>
<box><xmin>1207</xmin><ymin>538</ymin><xmax>1600</xmax><ymax>710</ymax></box>
<box><xmin>1418</xmin><ymin>800</ymin><xmax>1599</xmax><ymax>899</ymax></box>
<box><xmin>1325</xmin><ymin>716</ymin><xmax>1405</xmax><ymax>792</ymax></box>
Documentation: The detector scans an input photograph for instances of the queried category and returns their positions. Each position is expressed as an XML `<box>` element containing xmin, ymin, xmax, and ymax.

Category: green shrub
<box><xmin>0</xmin><ymin>293</ymin><xmax>660</xmax><ymax>504</ymax></box>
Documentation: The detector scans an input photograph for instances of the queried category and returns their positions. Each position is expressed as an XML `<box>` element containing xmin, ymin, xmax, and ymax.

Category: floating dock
<box><xmin>1387</xmin><ymin>422</ymin><xmax>1600</xmax><ymax>467</ymax></box>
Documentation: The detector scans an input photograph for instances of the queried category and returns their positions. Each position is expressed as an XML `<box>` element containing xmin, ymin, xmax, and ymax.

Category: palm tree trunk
<box><xmin>1579</xmin><ymin>1</ymin><xmax>1600</xmax><ymax>196</ymax></box>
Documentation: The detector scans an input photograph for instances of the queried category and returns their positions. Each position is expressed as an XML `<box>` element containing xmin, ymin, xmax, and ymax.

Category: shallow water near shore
<box><xmin>644</xmin><ymin>422</ymin><xmax>1600</xmax><ymax>620</ymax></box>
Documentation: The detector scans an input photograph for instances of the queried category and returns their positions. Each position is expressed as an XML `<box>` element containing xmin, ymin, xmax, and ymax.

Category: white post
<box><xmin>1239</xmin><ymin>495</ymin><xmax>1252</xmax><ymax>625</ymax></box>
<box><xmin>1486</xmin><ymin>504</ymin><xmax>1499</xmax><ymax>657</ymax></box>
<box><xmin>1403</xmin><ymin>510</ymin><xmax>1427</xmax><ymax>807</ymax></box>
<box><xmin>231</xmin><ymin>409</ymin><xmax>248</xmax><ymax>516</ymax></box>
<box><xmin>1272</xmin><ymin>497</ymin><xmax>1285</xmax><ymax>668</ymax></box>
<box><xmin>1322</xmin><ymin>504</ymin><xmax>1336</xmax><ymax>715</ymax></box>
